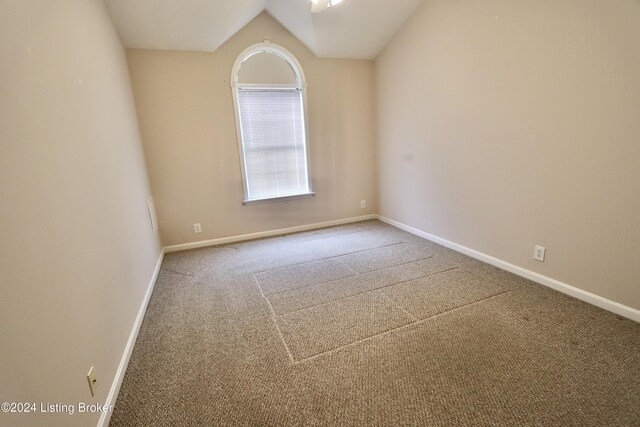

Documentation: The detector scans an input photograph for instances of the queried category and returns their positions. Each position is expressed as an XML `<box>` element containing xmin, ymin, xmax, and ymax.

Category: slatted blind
<box><xmin>237</xmin><ymin>88</ymin><xmax>310</xmax><ymax>201</ymax></box>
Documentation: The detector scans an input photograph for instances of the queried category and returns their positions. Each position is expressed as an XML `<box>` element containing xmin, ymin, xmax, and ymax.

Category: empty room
<box><xmin>1</xmin><ymin>0</ymin><xmax>639</xmax><ymax>426</ymax></box>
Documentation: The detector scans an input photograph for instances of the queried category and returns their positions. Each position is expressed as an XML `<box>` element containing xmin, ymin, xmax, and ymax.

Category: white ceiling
<box><xmin>104</xmin><ymin>0</ymin><xmax>424</xmax><ymax>59</ymax></box>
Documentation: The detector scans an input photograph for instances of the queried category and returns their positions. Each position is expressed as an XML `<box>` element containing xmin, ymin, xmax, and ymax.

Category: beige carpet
<box><xmin>110</xmin><ymin>220</ymin><xmax>640</xmax><ymax>426</ymax></box>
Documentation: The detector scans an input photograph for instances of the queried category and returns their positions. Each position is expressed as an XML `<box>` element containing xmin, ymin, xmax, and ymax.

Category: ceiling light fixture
<box><xmin>311</xmin><ymin>0</ymin><xmax>344</xmax><ymax>13</ymax></box>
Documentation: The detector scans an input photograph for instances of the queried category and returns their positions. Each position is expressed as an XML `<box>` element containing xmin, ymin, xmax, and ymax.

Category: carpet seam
<box><xmin>263</xmin><ymin>255</ymin><xmax>446</xmax><ymax>299</ymax></box>
<box><xmin>343</xmin><ymin>254</ymin><xmax>435</xmax><ymax>275</ymax></box>
<box><xmin>162</xmin><ymin>269</ymin><xmax>195</xmax><ymax>278</ymax></box>
<box><xmin>252</xmin><ymin>274</ymin><xmax>296</xmax><ymax>364</ymax></box>
<box><xmin>283</xmin><ymin>227</ymin><xmax>373</xmax><ymax>243</ymax></box>
<box><xmin>292</xmin><ymin>290</ymin><xmax>511</xmax><ymax>364</ymax></box>
<box><xmin>334</xmin><ymin>257</ymin><xmax>359</xmax><ymax>276</ymax></box>
<box><xmin>272</xmin><ymin>266</ymin><xmax>461</xmax><ymax>318</ymax></box>
<box><xmin>252</xmin><ymin>241</ymin><xmax>405</xmax><ymax>276</ymax></box>
<box><xmin>379</xmin><ymin>291</ymin><xmax>419</xmax><ymax>322</ymax></box>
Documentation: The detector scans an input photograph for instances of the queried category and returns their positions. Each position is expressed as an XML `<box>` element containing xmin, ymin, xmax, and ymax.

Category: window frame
<box><xmin>230</xmin><ymin>42</ymin><xmax>314</xmax><ymax>205</ymax></box>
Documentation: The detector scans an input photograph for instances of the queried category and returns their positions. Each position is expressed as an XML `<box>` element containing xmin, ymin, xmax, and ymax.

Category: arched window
<box><xmin>231</xmin><ymin>43</ymin><xmax>313</xmax><ymax>204</ymax></box>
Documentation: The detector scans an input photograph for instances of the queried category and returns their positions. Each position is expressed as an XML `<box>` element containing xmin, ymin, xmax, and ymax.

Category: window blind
<box><xmin>237</xmin><ymin>89</ymin><xmax>310</xmax><ymax>201</ymax></box>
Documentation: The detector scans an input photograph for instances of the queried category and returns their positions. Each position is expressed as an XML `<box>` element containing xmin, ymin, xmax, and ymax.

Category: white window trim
<box><xmin>230</xmin><ymin>42</ymin><xmax>314</xmax><ymax>205</ymax></box>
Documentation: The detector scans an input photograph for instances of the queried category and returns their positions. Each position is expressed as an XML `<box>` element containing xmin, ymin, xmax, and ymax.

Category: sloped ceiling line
<box><xmin>105</xmin><ymin>0</ymin><xmax>424</xmax><ymax>59</ymax></box>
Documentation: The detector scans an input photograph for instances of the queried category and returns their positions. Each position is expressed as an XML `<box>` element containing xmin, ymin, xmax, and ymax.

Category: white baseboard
<box><xmin>97</xmin><ymin>249</ymin><xmax>165</xmax><ymax>427</ymax></box>
<box><xmin>164</xmin><ymin>214</ymin><xmax>378</xmax><ymax>253</ymax></box>
<box><xmin>377</xmin><ymin>215</ymin><xmax>640</xmax><ymax>323</ymax></box>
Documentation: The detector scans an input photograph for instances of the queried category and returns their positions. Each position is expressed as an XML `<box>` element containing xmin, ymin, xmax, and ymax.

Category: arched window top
<box><xmin>237</xmin><ymin>52</ymin><xmax>297</xmax><ymax>85</ymax></box>
<box><xmin>231</xmin><ymin>43</ymin><xmax>307</xmax><ymax>89</ymax></box>
<box><xmin>231</xmin><ymin>43</ymin><xmax>313</xmax><ymax>204</ymax></box>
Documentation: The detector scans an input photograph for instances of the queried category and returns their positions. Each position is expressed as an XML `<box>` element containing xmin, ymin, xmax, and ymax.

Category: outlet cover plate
<box><xmin>87</xmin><ymin>366</ymin><xmax>97</xmax><ymax>397</ymax></box>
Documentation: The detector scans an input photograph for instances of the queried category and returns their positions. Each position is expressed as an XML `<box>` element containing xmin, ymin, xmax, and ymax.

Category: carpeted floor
<box><xmin>110</xmin><ymin>220</ymin><xmax>640</xmax><ymax>426</ymax></box>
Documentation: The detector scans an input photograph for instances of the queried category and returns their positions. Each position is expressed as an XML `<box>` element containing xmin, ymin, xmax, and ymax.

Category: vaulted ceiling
<box><xmin>104</xmin><ymin>0</ymin><xmax>424</xmax><ymax>59</ymax></box>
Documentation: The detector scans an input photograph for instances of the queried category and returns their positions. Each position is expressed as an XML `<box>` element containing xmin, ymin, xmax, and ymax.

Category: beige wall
<box><xmin>127</xmin><ymin>12</ymin><xmax>377</xmax><ymax>247</ymax></box>
<box><xmin>376</xmin><ymin>0</ymin><xmax>640</xmax><ymax>310</ymax></box>
<box><xmin>0</xmin><ymin>1</ymin><xmax>162</xmax><ymax>426</ymax></box>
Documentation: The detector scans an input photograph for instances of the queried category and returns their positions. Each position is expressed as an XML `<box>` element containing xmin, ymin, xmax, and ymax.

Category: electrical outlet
<box><xmin>87</xmin><ymin>366</ymin><xmax>97</xmax><ymax>397</ymax></box>
<box><xmin>193</xmin><ymin>223</ymin><xmax>202</xmax><ymax>234</ymax></box>
<box><xmin>534</xmin><ymin>245</ymin><xmax>546</xmax><ymax>262</ymax></box>
<box><xmin>360</xmin><ymin>200</ymin><xmax>367</xmax><ymax>209</ymax></box>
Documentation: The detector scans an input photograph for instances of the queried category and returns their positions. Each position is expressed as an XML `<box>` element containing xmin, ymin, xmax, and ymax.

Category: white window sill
<box><xmin>243</xmin><ymin>192</ymin><xmax>316</xmax><ymax>206</ymax></box>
